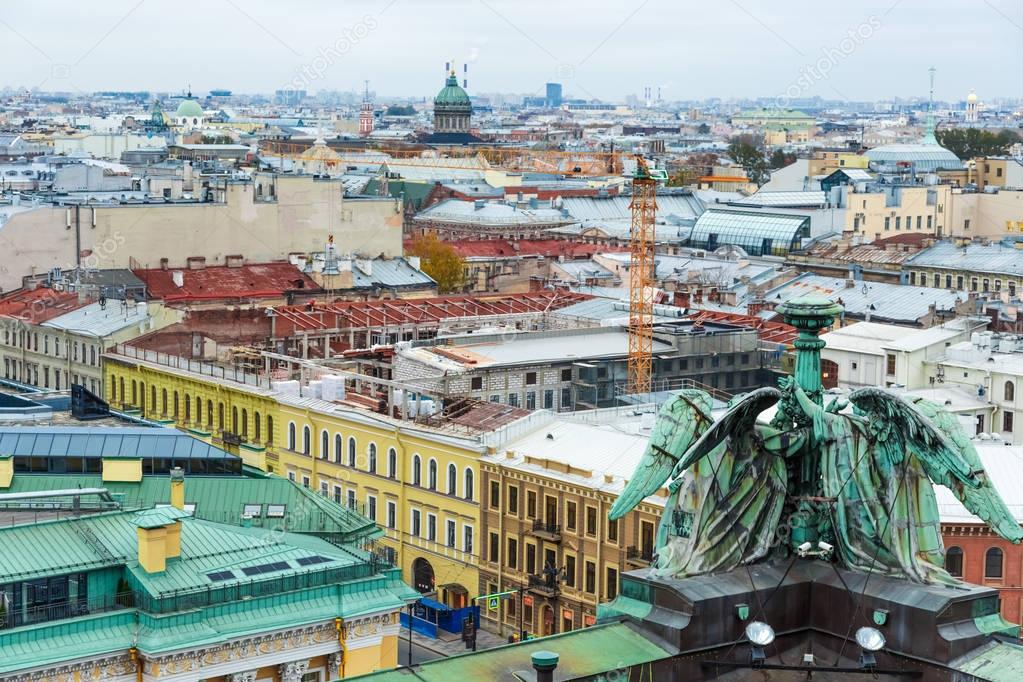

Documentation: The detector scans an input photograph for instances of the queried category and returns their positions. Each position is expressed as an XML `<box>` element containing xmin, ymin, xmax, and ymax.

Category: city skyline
<box><xmin>0</xmin><ymin>0</ymin><xmax>1019</xmax><ymax>101</ymax></box>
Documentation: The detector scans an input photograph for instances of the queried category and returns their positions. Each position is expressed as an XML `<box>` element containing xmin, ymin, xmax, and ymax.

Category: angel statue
<box><xmin>610</xmin><ymin>386</ymin><xmax>808</xmax><ymax>578</ymax></box>
<box><xmin>611</xmin><ymin>377</ymin><xmax>1022</xmax><ymax>585</ymax></box>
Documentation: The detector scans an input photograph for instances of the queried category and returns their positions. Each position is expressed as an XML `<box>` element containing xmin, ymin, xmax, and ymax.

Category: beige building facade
<box><xmin>0</xmin><ymin>172</ymin><xmax>402</xmax><ymax>292</ymax></box>
<box><xmin>476</xmin><ymin>417</ymin><xmax>664</xmax><ymax>638</ymax></box>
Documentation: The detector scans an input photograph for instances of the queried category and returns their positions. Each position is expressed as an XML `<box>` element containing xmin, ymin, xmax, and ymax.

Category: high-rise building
<box><xmin>545</xmin><ymin>82</ymin><xmax>562</xmax><ymax>108</ymax></box>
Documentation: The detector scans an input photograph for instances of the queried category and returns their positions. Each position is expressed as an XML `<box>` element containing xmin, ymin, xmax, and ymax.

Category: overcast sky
<box><xmin>1</xmin><ymin>0</ymin><xmax>1019</xmax><ymax>102</ymax></box>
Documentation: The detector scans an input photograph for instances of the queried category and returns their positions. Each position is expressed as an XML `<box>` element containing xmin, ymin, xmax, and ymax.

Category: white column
<box><xmin>230</xmin><ymin>672</ymin><xmax>258</xmax><ymax>682</ymax></box>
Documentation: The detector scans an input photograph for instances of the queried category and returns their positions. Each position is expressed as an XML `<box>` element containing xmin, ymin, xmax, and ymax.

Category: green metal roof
<box><xmin>134</xmin><ymin>507</ymin><xmax>190</xmax><ymax>529</ymax></box>
<box><xmin>348</xmin><ymin>621</ymin><xmax>674</xmax><ymax>681</ymax></box>
<box><xmin>0</xmin><ymin>471</ymin><xmax>381</xmax><ymax>542</ymax></box>
<box><xmin>954</xmin><ymin>640</ymin><xmax>1023</xmax><ymax>681</ymax></box>
<box><xmin>435</xmin><ymin>74</ymin><xmax>471</xmax><ymax>107</ymax></box>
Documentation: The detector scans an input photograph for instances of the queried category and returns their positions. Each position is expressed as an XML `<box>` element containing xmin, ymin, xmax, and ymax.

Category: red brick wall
<box><xmin>943</xmin><ymin>524</ymin><xmax>1023</xmax><ymax>627</ymax></box>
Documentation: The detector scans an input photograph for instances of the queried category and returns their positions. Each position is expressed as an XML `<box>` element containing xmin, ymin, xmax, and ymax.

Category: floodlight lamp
<box><xmin>797</xmin><ymin>541</ymin><xmax>813</xmax><ymax>556</ymax></box>
<box><xmin>745</xmin><ymin>620</ymin><xmax>776</xmax><ymax>647</ymax></box>
<box><xmin>855</xmin><ymin>626</ymin><xmax>886</xmax><ymax>652</ymax></box>
<box><xmin>818</xmin><ymin>541</ymin><xmax>834</xmax><ymax>553</ymax></box>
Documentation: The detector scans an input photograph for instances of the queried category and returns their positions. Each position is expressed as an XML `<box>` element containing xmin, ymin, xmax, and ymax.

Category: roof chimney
<box><xmin>531</xmin><ymin>651</ymin><xmax>559</xmax><ymax>682</ymax></box>
<box><xmin>134</xmin><ymin>507</ymin><xmax>189</xmax><ymax>573</ymax></box>
<box><xmin>170</xmin><ymin>467</ymin><xmax>185</xmax><ymax>510</ymax></box>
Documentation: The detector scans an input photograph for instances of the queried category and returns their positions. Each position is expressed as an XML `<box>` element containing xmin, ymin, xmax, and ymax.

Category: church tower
<box><xmin>359</xmin><ymin>80</ymin><xmax>374</xmax><ymax>137</ymax></box>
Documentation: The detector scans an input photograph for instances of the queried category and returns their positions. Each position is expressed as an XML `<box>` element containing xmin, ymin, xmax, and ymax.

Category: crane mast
<box><xmin>628</xmin><ymin>157</ymin><xmax>656</xmax><ymax>395</ymax></box>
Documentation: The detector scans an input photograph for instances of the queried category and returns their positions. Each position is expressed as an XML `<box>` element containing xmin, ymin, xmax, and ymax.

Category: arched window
<box><xmin>218</xmin><ymin>402</ymin><xmax>224</xmax><ymax>429</ymax></box>
<box><xmin>254</xmin><ymin>411</ymin><xmax>261</xmax><ymax>441</ymax></box>
<box><xmin>131</xmin><ymin>380</ymin><xmax>138</xmax><ymax>405</ymax></box>
<box><xmin>184</xmin><ymin>393</ymin><xmax>191</xmax><ymax>421</ymax></box>
<box><xmin>288</xmin><ymin>422</ymin><xmax>297</xmax><ymax>450</ymax></box>
<box><xmin>448</xmin><ymin>463</ymin><xmax>457</xmax><ymax>495</ymax></box>
<box><xmin>321</xmin><ymin>430</ymin><xmax>330</xmax><ymax>460</ymax></box>
<box><xmin>162</xmin><ymin>388</ymin><xmax>168</xmax><ymax>415</ymax></box>
<box><xmin>945</xmin><ymin>546</ymin><xmax>964</xmax><ymax>577</ymax></box>
<box><xmin>207</xmin><ymin>400</ymin><xmax>213</xmax><ymax>426</ymax></box>
<box><xmin>232</xmin><ymin>406</ymin><xmax>238</xmax><ymax>432</ymax></box>
<box><xmin>388</xmin><ymin>448</ymin><xmax>397</xmax><ymax>479</ymax></box>
<box><xmin>335</xmin><ymin>434</ymin><xmax>343</xmax><ymax>463</ymax></box>
<box><xmin>412</xmin><ymin>455</ymin><xmax>422</xmax><ymax>486</ymax></box>
<box><xmin>428</xmin><ymin>459</ymin><xmax>438</xmax><ymax>490</ymax></box>
<box><xmin>464</xmin><ymin>468</ymin><xmax>474</xmax><ymax>501</ymax></box>
<box><xmin>151</xmin><ymin>385</ymin><xmax>157</xmax><ymax>412</ymax></box>
<box><xmin>302</xmin><ymin>426</ymin><xmax>311</xmax><ymax>455</ymax></box>
<box><xmin>368</xmin><ymin>443</ymin><xmax>377</xmax><ymax>473</ymax></box>
<box><xmin>266</xmin><ymin>415</ymin><xmax>274</xmax><ymax>444</ymax></box>
<box><xmin>173</xmin><ymin>392</ymin><xmax>179</xmax><ymax>418</ymax></box>
<box><xmin>1006</xmin><ymin>381</ymin><xmax>1015</xmax><ymax>402</ymax></box>
<box><xmin>985</xmin><ymin>547</ymin><xmax>1004</xmax><ymax>579</ymax></box>
<box><xmin>348</xmin><ymin>437</ymin><xmax>357</xmax><ymax>467</ymax></box>
<box><xmin>241</xmin><ymin>408</ymin><xmax>248</xmax><ymax>437</ymax></box>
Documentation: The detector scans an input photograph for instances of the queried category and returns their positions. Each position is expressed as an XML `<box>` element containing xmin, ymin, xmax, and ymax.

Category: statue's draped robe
<box><xmin>656</xmin><ymin>436</ymin><xmax>787</xmax><ymax>578</ymax></box>
<box><xmin>816</xmin><ymin>411</ymin><xmax>954</xmax><ymax>584</ymax></box>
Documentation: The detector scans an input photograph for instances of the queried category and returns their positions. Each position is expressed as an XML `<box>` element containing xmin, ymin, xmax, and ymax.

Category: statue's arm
<box><xmin>762</xmin><ymin>427</ymin><xmax>809</xmax><ymax>457</ymax></box>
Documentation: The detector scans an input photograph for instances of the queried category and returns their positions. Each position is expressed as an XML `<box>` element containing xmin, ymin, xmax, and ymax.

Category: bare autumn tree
<box><xmin>406</xmin><ymin>233</ymin><xmax>466</xmax><ymax>293</ymax></box>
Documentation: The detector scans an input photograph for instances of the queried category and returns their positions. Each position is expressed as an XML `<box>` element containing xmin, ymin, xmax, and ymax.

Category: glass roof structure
<box><xmin>686</xmin><ymin>209</ymin><xmax>810</xmax><ymax>257</ymax></box>
<box><xmin>865</xmin><ymin>142</ymin><xmax>963</xmax><ymax>172</ymax></box>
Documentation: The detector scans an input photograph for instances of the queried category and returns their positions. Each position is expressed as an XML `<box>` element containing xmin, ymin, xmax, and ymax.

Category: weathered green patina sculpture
<box><xmin>611</xmin><ymin>294</ymin><xmax>1023</xmax><ymax>585</ymax></box>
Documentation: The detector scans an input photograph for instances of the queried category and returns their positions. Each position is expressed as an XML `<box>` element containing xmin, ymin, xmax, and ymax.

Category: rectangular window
<box><xmin>606</xmin><ymin>566</ymin><xmax>618</xmax><ymax>600</ymax></box>
<box><xmin>507</xmin><ymin>537</ymin><xmax>518</xmax><ymax>569</ymax></box>
<box><xmin>886</xmin><ymin>354</ymin><xmax>896</xmax><ymax>376</ymax></box>
<box><xmin>527</xmin><ymin>490</ymin><xmax>537</xmax><ymax>518</ymax></box>
<box><xmin>884</xmin><ymin>217</ymin><xmax>890</xmax><ymax>231</ymax></box>
<box><xmin>447</xmin><ymin>519</ymin><xmax>456</xmax><ymax>548</ymax></box>
<box><xmin>463</xmin><ymin>525</ymin><xmax>474</xmax><ymax>554</ymax></box>
<box><xmin>585</xmin><ymin>506</ymin><xmax>597</xmax><ymax>535</ymax></box>
<box><xmin>387</xmin><ymin>501</ymin><xmax>396</xmax><ymax>529</ymax></box>
<box><xmin>560</xmin><ymin>368</ymin><xmax>572</xmax><ymax>382</ymax></box>
<box><xmin>561</xmin><ymin>387</ymin><xmax>571</xmax><ymax>408</ymax></box>
<box><xmin>367</xmin><ymin>495</ymin><xmax>376</xmax><ymax>521</ymax></box>
<box><xmin>471</xmin><ymin>376</ymin><xmax>483</xmax><ymax>390</ymax></box>
<box><xmin>526</xmin><ymin>391</ymin><xmax>536</xmax><ymax>410</ymax></box>
<box><xmin>585</xmin><ymin>561</ymin><xmax>596</xmax><ymax>593</ymax></box>
<box><xmin>1004</xmin><ymin>411</ymin><xmax>1014</xmax><ymax>433</ymax></box>
<box><xmin>347</xmin><ymin>489</ymin><xmax>356</xmax><ymax>510</ymax></box>
<box><xmin>965</xmin><ymin>219</ymin><xmax>971</xmax><ymax>230</ymax></box>
<box><xmin>526</xmin><ymin>543</ymin><xmax>536</xmax><ymax>575</ymax></box>
<box><xmin>490</xmin><ymin>480</ymin><xmax>500</xmax><ymax>509</ymax></box>
<box><xmin>895</xmin><ymin>216</ymin><xmax>901</xmax><ymax>230</ymax></box>
<box><xmin>566</xmin><ymin>501</ymin><xmax>577</xmax><ymax>531</ymax></box>
<box><xmin>490</xmin><ymin>532</ymin><xmax>500</xmax><ymax>562</ymax></box>
<box><xmin>525</xmin><ymin>371</ymin><xmax>537</xmax><ymax>385</ymax></box>
<box><xmin>411</xmin><ymin>509</ymin><xmax>421</xmax><ymax>537</ymax></box>
<box><xmin>565</xmin><ymin>555</ymin><xmax>576</xmax><ymax>588</ymax></box>
<box><xmin>301</xmin><ymin>475</ymin><xmax>310</xmax><ymax>489</ymax></box>
<box><xmin>927</xmin><ymin>215</ymin><xmax>933</xmax><ymax>229</ymax></box>
<box><xmin>508</xmin><ymin>485</ymin><xmax>519</xmax><ymax>514</ymax></box>
<box><xmin>607</xmin><ymin>519</ymin><xmax>618</xmax><ymax>543</ymax></box>
<box><xmin>508</xmin><ymin>392</ymin><xmax>519</xmax><ymax>407</ymax></box>
<box><xmin>427</xmin><ymin>513</ymin><xmax>437</xmax><ymax>541</ymax></box>
<box><xmin>543</xmin><ymin>390</ymin><xmax>554</xmax><ymax>409</ymax></box>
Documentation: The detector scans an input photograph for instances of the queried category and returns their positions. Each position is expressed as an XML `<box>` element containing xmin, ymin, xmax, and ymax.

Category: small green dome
<box><xmin>435</xmin><ymin>74</ymin><xmax>471</xmax><ymax>107</ymax></box>
<box><xmin>175</xmin><ymin>97</ymin><xmax>203</xmax><ymax>119</ymax></box>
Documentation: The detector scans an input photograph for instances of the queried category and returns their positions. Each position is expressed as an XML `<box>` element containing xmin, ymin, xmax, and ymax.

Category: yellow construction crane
<box><xmin>628</xmin><ymin>156</ymin><xmax>657</xmax><ymax>395</ymax></box>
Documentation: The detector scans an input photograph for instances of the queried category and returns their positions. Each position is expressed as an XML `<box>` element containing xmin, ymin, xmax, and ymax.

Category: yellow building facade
<box><xmin>105</xmin><ymin>349</ymin><xmax>485</xmax><ymax>608</ymax></box>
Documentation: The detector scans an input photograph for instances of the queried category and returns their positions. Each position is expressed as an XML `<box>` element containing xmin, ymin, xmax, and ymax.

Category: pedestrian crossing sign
<box><xmin>488</xmin><ymin>596</ymin><xmax>499</xmax><ymax>610</ymax></box>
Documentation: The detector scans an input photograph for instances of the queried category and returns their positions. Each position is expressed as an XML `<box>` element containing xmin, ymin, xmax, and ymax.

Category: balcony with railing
<box><xmin>527</xmin><ymin>573</ymin><xmax>559</xmax><ymax>598</ymax></box>
<box><xmin>529</xmin><ymin>519</ymin><xmax>562</xmax><ymax>542</ymax></box>
<box><xmin>626</xmin><ymin>545</ymin><xmax>654</xmax><ymax>568</ymax></box>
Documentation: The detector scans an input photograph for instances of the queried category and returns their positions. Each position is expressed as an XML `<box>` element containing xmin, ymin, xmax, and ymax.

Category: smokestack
<box><xmin>532</xmin><ymin>652</ymin><xmax>559</xmax><ymax>682</ymax></box>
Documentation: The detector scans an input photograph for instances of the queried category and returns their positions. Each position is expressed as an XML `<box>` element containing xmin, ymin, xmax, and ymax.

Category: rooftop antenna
<box><xmin>363</xmin><ymin>79</ymin><xmax>370</xmax><ymax>103</ymax></box>
<box><xmin>924</xmin><ymin>66</ymin><xmax>937</xmax><ymax>143</ymax></box>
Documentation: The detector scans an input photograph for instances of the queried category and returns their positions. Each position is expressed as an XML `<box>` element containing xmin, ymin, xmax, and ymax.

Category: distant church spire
<box><xmin>922</xmin><ymin>66</ymin><xmax>938</xmax><ymax>144</ymax></box>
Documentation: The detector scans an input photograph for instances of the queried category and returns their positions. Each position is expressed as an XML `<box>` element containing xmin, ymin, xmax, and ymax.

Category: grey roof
<box><xmin>0</xmin><ymin>427</ymin><xmax>239</xmax><ymax>460</ymax></box>
<box><xmin>906</xmin><ymin>240</ymin><xmax>1023</xmax><ymax>277</ymax></box>
<box><xmin>413</xmin><ymin>199</ymin><xmax>569</xmax><ymax>226</ymax></box>
<box><xmin>764</xmin><ymin>273</ymin><xmax>966</xmax><ymax>323</ymax></box>
<box><xmin>552</xmin><ymin>297</ymin><xmax>686</xmax><ymax>324</ymax></box>
<box><xmin>350</xmin><ymin>257</ymin><xmax>435</xmax><ymax>289</ymax></box>
<box><xmin>729</xmin><ymin>191</ymin><xmax>827</xmax><ymax>208</ymax></box>
<box><xmin>597</xmin><ymin>251</ymin><xmax>780</xmax><ymax>285</ymax></box>
<box><xmin>560</xmin><ymin>193</ymin><xmax>704</xmax><ymax>222</ymax></box>
<box><xmin>865</xmin><ymin>141</ymin><xmax>963</xmax><ymax>172</ymax></box>
<box><xmin>43</xmin><ymin>301</ymin><xmax>152</xmax><ymax>338</ymax></box>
